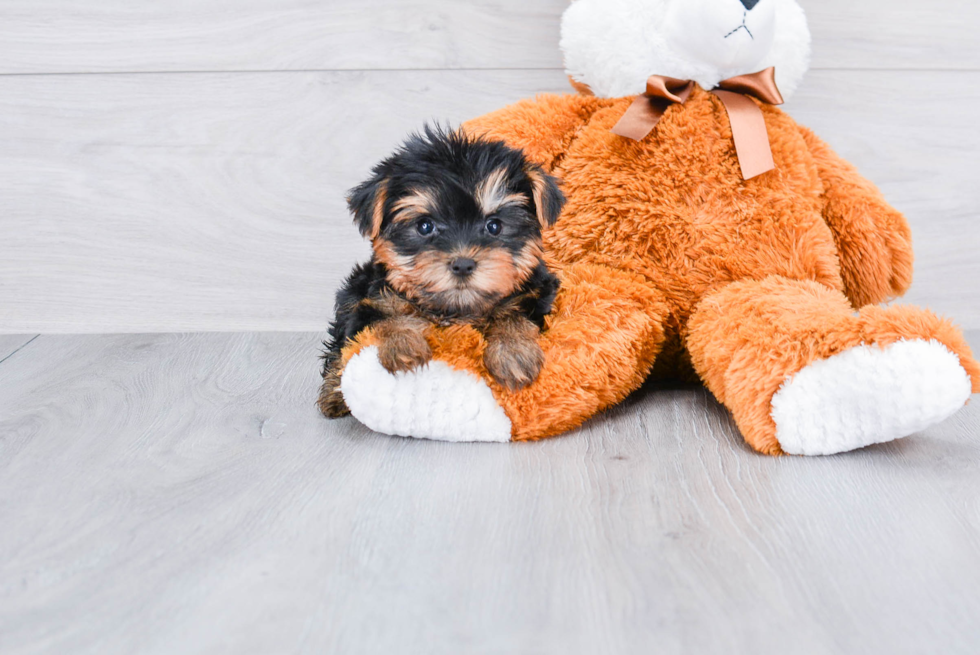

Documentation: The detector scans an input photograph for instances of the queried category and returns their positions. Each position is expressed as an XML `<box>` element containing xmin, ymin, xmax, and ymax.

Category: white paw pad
<box><xmin>771</xmin><ymin>339</ymin><xmax>972</xmax><ymax>456</ymax></box>
<box><xmin>340</xmin><ymin>346</ymin><xmax>512</xmax><ymax>442</ymax></box>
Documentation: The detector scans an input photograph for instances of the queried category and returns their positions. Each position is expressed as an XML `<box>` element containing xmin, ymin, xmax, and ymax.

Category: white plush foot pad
<box><xmin>771</xmin><ymin>339</ymin><xmax>972</xmax><ymax>456</ymax></box>
<box><xmin>340</xmin><ymin>346</ymin><xmax>512</xmax><ymax>442</ymax></box>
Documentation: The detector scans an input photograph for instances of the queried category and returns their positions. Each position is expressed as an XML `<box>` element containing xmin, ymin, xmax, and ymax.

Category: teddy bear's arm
<box><xmin>462</xmin><ymin>94</ymin><xmax>609</xmax><ymax>171</ymax></box>
<box><xmin>799</xmin><ymin>126</ymin><xmax>914</xmax><ymax>308</ymax></box>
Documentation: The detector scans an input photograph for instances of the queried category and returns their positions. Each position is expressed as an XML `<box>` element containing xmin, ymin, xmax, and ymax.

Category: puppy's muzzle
<box><xmin>450</xmin><ymin>257</ymin><xmax>477</xmax><ymax>278</ymax></box>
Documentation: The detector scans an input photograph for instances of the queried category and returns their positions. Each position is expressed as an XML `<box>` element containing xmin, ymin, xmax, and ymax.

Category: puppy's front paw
<box><xmin>318</xmin><ymin>381</ymin><xmax>350</xmax><ymax>418</ymax></box>
<box><xmin>318</xmin><ymin>375</ymin><xmax>350</xmax><ymax>418</ymax></box>
<box><xmin>377</xmin><ymin>330</ymin><xmax>433</xmax><ymax>374</ymax></box>
<box><xmin>484</xmin><ymin>338</ymin><xmax>544</xmax><ymax>391</ymax></box>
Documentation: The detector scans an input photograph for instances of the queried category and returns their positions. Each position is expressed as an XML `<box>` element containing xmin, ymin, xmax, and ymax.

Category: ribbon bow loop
<box><xmin>611</xmin><ymin>67</ymin><xmax>784</xmax><ymax>180</ymax></box>
<box><xmin>645</xmin><ymin>76</ymin><xmax>696</xmax><ymax>104</ymax></box>
<box><xmin>714</xmin><ymin>68</ymin><xmax>785</xmax><ymax>106</ymax></box>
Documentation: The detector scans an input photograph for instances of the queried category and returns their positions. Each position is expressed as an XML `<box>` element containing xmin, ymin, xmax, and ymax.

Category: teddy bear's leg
<box><xmin>687</xmin><ymin>276</ymin><xmax>980</xmax><ymax>456</ymax></box>
<box><xmin>337</xmin><ymin>263</ymin><xmax>671</xmax><ymax>442</ymax></box>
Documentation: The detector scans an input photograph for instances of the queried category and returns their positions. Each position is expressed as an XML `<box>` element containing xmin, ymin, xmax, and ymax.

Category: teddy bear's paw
<box><xmin>770</xmin><ymin>339</ymin><xmax>973</xmax><ymax>456</ymax></box>
<box><xmin>339</xmin><ymin>346</ymin><xmax>512</xmax><ymax>442</ymax></box>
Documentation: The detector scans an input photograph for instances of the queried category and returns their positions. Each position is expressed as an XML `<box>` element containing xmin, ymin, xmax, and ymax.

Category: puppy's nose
<box><xmin>450</xmin><ymin>257</ymin><xmax>477</xmax><ymax>277</ymax></box>
<box><xmin>739</xmin><ymin>0</ymin><xmax>761</xmax><ymax>10</ymax></box>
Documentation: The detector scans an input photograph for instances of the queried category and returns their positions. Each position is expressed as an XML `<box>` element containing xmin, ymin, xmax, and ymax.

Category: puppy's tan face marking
<box><xmin>390</xmin><ymin>188</ymin><xmax>437</xmax><ymax>224</ymax></box>
<box><xmin>475</xmin><ymin>168</ymin><xmax>529</xmax><ymax>216</ymax></box>
<box><xmin>373</xmin><ymin>237</ymin><xmax>543</xmax><ymax>315</ymax></box>
<box><xmin>373</xmin><ymin>239</ymin><xmax>415</xmax><ymax>290</ymax></box>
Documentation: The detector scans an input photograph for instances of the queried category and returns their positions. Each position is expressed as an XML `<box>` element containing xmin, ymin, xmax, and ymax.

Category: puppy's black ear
<box><xmin>347</xmin><ymin>175</ymin><xmax>389</xmax><ymax>240</ymax></box>
<box><xmin>526</xmin><ymin>165</ymin><xmax>565</xmax><ymax>229</ymax></box>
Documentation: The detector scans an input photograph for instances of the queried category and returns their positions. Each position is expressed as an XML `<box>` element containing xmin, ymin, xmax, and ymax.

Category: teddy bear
<box><xmin>331</xmin><ymin>0</ymin><xmax>980</xmax><ymax>455</ymax></box>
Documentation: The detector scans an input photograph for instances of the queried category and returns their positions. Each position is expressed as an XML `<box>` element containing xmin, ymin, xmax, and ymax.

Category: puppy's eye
<box><xmin>485</xmin><ymin>219</ymin><xmax>502</xmax><ymax>236</ymax></box>
<box><xmin>416</xmin><ymin>219</ymin><xmax>435</xmax><ymax>236</ymax></box>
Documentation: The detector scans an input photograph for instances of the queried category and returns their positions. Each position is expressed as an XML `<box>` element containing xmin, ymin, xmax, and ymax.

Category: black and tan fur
<box><xmin>318</xmin><ymin>126</ymin><xmax>564</xmax><ymax>417</ymax></box>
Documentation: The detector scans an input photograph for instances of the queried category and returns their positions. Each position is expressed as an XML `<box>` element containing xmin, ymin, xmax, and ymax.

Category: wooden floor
<box><xmin>2</xmin><ymin>331</ymin><xmax>980</xmax><ymax>654</ymax></box>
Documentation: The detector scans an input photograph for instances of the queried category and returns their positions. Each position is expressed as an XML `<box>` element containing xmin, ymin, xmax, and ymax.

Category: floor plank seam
<box><xmin>0</xmin><ymin>335</ymin><xmax>40</xmax><ymax>367</ymax></box>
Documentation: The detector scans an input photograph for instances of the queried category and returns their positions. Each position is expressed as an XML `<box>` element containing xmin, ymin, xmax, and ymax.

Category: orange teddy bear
<box><xmin>334</xmin><ymin>0</ymin><xmax>979</xmax><ymax>455</ymax></box>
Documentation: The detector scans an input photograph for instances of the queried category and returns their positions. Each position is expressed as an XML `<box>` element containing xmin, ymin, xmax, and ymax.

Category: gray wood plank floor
<box><xmin>2</xmin><ymin>331</ymin><xmax>979</xmax><ymax>654</ymax></box>
<box><xmin>0</xmin><ymin>335</ymin><xmax>38</xmax><ymax>363</ymax></box>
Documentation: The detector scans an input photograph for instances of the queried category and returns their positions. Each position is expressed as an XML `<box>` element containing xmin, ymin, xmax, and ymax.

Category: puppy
<box><xmin>318</xmin><ymin>126</ymin><xmax>565</xmax><ymax>418</ymax></box>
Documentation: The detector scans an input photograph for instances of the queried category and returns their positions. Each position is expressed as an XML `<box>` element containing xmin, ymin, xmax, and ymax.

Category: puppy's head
<box><xmin>348</xmin><ymin>126</ymin><xmax>564</xmax><ymax>315</ymax></box>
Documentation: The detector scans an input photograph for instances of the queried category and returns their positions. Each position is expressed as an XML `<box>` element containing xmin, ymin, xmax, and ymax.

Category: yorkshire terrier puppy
<box><xmin>318</xmin><ymin>126</ymin><xmax>565</xmax><ymax>418</ymax></box>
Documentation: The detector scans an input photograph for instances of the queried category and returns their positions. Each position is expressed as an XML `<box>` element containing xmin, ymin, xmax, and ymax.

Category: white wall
<box><xmin>1</xmin><ymin>0</ymin><xmax>978</xmax><ymax>333</ymax></box>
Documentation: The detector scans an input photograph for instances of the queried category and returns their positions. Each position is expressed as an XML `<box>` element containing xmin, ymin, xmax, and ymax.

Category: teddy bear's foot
<box><xmin>771</xmin><ymin>339</ymin><xmax>973</xmax><ymax>456</ymax></box>
<box><xmin>340</xmin><ymin>346</ymin><xmax>512</xmax><ymax>442</ymax></box>
<box><xmin>688</xmin><ymin>276</ymin><xmax>980</xmax><ymax>456</ymax></box>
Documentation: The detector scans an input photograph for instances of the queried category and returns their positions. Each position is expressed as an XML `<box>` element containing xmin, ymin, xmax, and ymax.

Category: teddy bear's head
<box><xmin>561</xmin><ymin>0</ymin><xmax>810</xmax><ymax>99</ymax></box>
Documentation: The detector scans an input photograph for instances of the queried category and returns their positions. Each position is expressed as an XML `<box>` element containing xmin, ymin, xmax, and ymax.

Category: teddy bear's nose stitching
<box><xmin>725</xmin><ymin>8</ymin><xmax>755</xmax><ymax>40</ymax></box>
<box><xmin>740</xmin><ymin>0</ymin><xmax>761</xmax><ymax>10</ymax></box>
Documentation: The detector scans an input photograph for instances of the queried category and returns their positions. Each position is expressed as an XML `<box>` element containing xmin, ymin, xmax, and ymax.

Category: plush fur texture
<box><xmin>334</xmin><ymin>0</ymin><xmax>979</xmax><ymax>454</ymax></box>
<box><xmin>340</xmin><ymin>88</ymin><xmax>980</xmax><ymax>451</ymax></box>
<box><xmin>687</xmin><ymin>276</ymin><xmax>980</xmax><ymax>454</ymax></box>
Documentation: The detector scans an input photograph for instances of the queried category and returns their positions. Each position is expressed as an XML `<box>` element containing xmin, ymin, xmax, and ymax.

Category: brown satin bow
<box><xmin>610</xmin><ymin>67</ymin><xmax>785</xmax><ymax>180</ymax></box>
